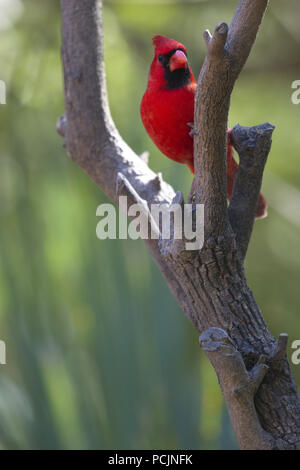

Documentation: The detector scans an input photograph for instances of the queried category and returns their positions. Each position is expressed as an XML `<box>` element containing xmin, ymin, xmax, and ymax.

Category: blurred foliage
<box><xmin>0</xmin><ymin>0</ymin><xmax>299</xmax><ymax>450</ymax></box>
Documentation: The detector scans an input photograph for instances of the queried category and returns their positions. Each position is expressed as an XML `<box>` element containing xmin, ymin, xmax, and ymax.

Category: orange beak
<box><xmin>169</xmin><ymin>50</ymin><xmax>188</xmax><ymax>72</ymax></box>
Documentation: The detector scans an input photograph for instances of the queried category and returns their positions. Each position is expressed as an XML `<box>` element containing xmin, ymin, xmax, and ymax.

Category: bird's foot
<box><xmin>187</xmin><ymin>122</ymin><xmax>196</xmax><ymax>137</ymax></box>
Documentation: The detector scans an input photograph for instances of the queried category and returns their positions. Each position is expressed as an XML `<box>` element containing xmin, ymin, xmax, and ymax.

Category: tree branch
<box><xmin>59</xmin><ymin>0</ymin><xmax>196</xmax><ymax>320</ymax></box>
<box><xmin>229</xmin><ymin>123</ymin><xmax>275</xmax><ymax>259</ymax></box>
<box><xmin>193</xmin><ymin>0</ymin><xmax>269</xmax><ymax>240</ymax></box>
<box><xmin>60</xmin><ymin>0</ymin><xmax>175</xmax><ymax>207</ymax></box>
<box><xmin>199</xmin><ymin>327</ymin><xmax>280</xmax><ymax>450</ymax></box>
<box><xmin>58</xmin><ymin>0</ymin><xmax>300</xmax><ymax>450</ymax></box>
<box><xmin>227</xmin><ymin>0</ymin><xmax>269</xmax><ymax>73</ymax></box>
<box><xmin>194</xmin><ymin>22</ymin><xmax>230</xmax><ymax>237</ymax></box>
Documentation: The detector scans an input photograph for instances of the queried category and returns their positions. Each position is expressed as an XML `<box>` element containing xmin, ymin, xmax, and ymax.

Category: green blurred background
<box><xmin>0</xmin><ymin>0</ymin><xmax>299</xmax><ymax>450</ymax></box>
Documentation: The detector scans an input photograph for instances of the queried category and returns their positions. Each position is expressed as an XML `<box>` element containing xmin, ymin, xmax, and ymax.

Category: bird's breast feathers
<box><xmin>140</xmin><ymin>83</ymin><xmax>196</xmax><ymax>164</ymax></box>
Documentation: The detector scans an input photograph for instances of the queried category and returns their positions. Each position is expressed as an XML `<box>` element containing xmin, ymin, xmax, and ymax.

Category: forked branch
<box><xmin>194</xmin><ymin>0</ymin><xmax>270</xmax><ymax>252</ymax></box>
<box><xmin>58</xmin><ymin>0</ymin><xmax>300</xmax><ymax>450</ymax></box>
<box><xmin>199</xmin><ymin>328</ymin><xmax>278</xmax><ymax>450</ymax></box>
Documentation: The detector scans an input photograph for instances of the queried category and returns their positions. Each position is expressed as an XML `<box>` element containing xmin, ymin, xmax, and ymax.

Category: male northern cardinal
<box><xmin>140</xmin><ymin>35</ymin><xmax>267</xmax><ymax>219</ymax></box>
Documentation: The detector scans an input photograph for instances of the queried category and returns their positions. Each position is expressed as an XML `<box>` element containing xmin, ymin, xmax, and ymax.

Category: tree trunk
<box><xmin>57</xmin><ymin>0</ymin><xmax>300</xmax><ymax>449</ymax></box>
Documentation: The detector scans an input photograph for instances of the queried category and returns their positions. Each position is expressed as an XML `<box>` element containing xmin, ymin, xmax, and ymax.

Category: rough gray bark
<box><xmin>199</xmin><ymin>328</ymin><xmax>272</xmax><ymax>450</ymax></box>
<box><xmin>58</xmin><ymin>0</ymin><xmax>300</xmax><ymax>449</ymax></box>
<box><xmin>229</xmin><ymin>123</ymin><xmax>274</xmax><ymax>259</ymax></box>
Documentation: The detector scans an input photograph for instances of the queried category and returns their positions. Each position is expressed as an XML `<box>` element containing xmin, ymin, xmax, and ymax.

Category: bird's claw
<box><xmin>188</xmin><ymin>122</ymin><xmax>196</xmax><ymax>137</ymax></box>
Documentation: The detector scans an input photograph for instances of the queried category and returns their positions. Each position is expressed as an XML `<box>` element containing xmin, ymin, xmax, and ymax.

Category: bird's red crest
<box><xmin>152</xmin><ymin>35</ymin><xmax>186</xmax><ymax>55</ymax></box>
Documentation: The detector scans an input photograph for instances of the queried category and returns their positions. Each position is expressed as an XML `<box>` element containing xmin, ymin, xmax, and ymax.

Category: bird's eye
<box><xmin>158</xmin><ymin>55</ymin><xmax>163</xmax><ymax>62</ymax></box>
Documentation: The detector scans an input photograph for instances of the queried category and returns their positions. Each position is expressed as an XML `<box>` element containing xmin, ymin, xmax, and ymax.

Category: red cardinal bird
<box><xmin>140</xmin><ymin>35</ymin><xmax>267</xmax><ymax>219</ymax></box>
